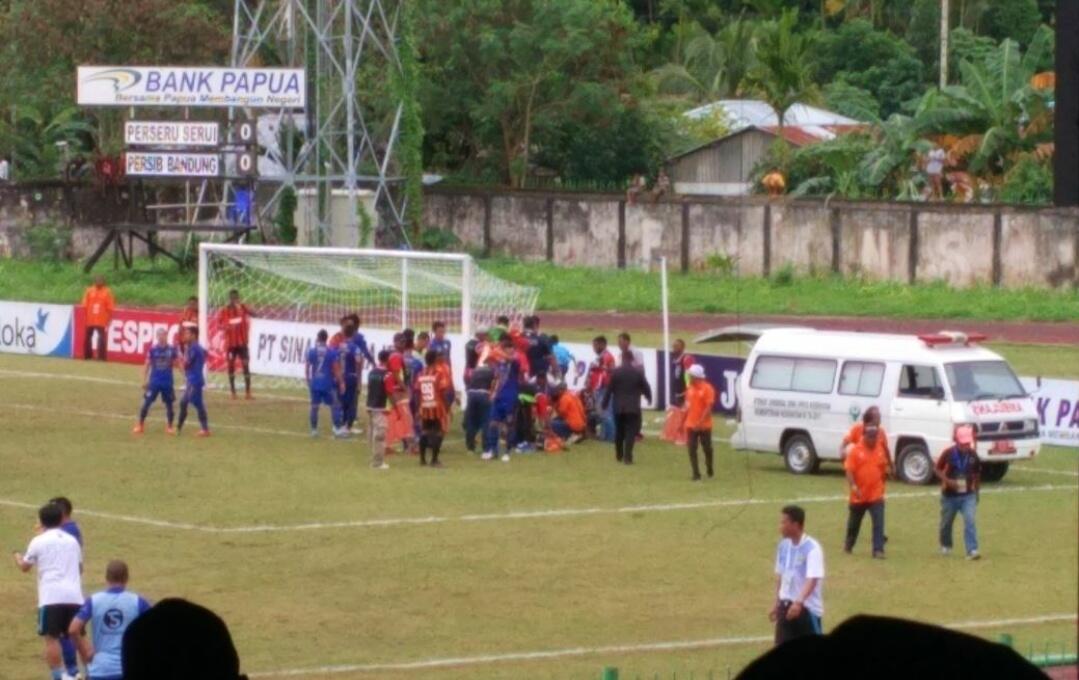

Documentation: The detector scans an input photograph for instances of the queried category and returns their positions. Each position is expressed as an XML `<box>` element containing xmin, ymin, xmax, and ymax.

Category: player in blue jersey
<box><xmin>177</xmin><ymin>327</ymin><xmax>210</xmax><ymax>437</ymax></box>
<box><xmin>306</xmin><ymin>329</ymin><xmax>346</xmax><ymax>438</ymax></box>
<box><xmin>48</xmin><ymin>496</ymin><xmax>82</xmax><ymax>677</ymax></box>
<box><xmin>483</xmin><ymin>337</ymin><xmax>521</xmax><ymax>462</ymax></box>
<box><xmin>133</xmin><ymin>328</ymin><xmax>178</xmax><ymax>435</ymax></box>
<box><xmin>69</xmin><ymin>560</ymin><xmax>151</xmax><ymax>680</ymax></box>
<box><xmin>332</xmin><ymin>319</ymin><xmax>366</xmax><ymax>436</ymax></box>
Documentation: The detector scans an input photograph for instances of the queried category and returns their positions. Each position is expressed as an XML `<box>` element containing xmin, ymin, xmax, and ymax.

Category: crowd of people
<box><xmin>14</xmin><ymin>284</ymin><xmax>999</xmax><ymax>676</ymax></box>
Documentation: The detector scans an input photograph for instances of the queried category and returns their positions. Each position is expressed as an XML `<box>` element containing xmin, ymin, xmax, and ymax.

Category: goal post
<box><xmin>197</xmin><ymin>243</ymin><xmax>538</xmax><ymax>390</ymax></box>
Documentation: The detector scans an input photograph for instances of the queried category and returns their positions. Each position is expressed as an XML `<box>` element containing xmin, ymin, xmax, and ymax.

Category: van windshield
<box><xmin>945</xmin><ymin>361</ymin><xmax>1025</xmax><ymax>402</ymax></box>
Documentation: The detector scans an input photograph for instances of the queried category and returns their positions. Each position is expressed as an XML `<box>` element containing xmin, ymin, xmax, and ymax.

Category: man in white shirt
<box><xmin>0</xmin><ymin>156</ymin><xmax>9</xmax><ymax>182</ymax></box>
<box><xmin>769</xmin><ymin>504</ymin><xmax>824</xmax><ymax>645</ymax></box>
<box><xmin>12</xmin><ymin>502</ymin><xmax>84</xmax><ymax>680</ymax></box>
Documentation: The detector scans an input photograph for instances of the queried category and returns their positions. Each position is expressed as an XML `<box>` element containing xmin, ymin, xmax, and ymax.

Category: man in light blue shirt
<box><xmin>770</xmin><ymin>505</ymin><xmax>825</xmax><ymax>645</ymax></box>
<box><xmin>69</xmin><ymin>560</ymin><xmax>151</xmax><ymax>680</ymax></box>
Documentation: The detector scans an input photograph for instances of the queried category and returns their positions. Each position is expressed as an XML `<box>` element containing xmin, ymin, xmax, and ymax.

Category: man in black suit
<box><xmin>602</xmin><ymin>352</ymin><xmax>653</xmax><ymax>464</ymax></box>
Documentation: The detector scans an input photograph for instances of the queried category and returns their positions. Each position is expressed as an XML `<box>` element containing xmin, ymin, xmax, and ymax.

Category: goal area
<box><xmin>197</xmin><ymin>243</ymin><xmax>538</xmax><ymax>388</ymax></box>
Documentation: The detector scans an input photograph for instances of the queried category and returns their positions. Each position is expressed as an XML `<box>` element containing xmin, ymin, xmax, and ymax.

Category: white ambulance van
<box><xmin>733</xmin><ymin>329</ymin><xmax>1041</xmax><ymax>484</ymax></box>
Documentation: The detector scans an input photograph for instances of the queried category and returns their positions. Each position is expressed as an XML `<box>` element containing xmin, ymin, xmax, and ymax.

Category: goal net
<box><xmin>198</xmin><ymin>244</ymin><xmax>538</xmax><ymax>390</ymax></box>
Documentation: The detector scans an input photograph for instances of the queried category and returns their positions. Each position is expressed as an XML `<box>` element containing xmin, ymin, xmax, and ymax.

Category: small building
<box><xmin>667</xmin><ymin>100</ymin><xmax>863</xmax><ymax>196</ymax></box>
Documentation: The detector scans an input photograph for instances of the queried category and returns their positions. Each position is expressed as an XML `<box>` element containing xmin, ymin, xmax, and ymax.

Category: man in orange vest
<box><xmin>684</xmin><ymin>364</ymin><xmax>716</xmax><ymax>481</ymax></box>
<box><xmin>81</xmin><ymin>275</ymin><xmax>115</xmax><ymax>360</ymax></box>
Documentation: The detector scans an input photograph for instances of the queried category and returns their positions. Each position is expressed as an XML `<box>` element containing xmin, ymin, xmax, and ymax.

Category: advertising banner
<box><xmin>237</xmin><ymin>317</ymin><xmax>466</xmax><ymax>390</ymax></box>
<box><xmin>74</xmin><ymin>307</ymin><xmax>182</xmax><ymax>364</ymax></box>
<box><xmin>654</xmin><ymin>351</ymin><xmax>746</xmax><ymax>414</ymax></box>
<box><xmin>78</xmin><ymin>66</ymin><xmax>306</xmax><ymax>108</ymax></box>
<box><xmin>125</xmin><ymin>121</ymin><xmax>220</xmax><ymax>147</ymax></box>
<box><xmin>1021</xmin><ymin>377</ymin><xmax>1079</xmax><ymax>449</ymax></box>
<box><xmin>0</xmin><ymin>301</ymin><xmax>74</xmax><ymax>357</ymax></box>
<box><xmin>559</xmin><ymin>342</ymin><xmax>660</xmax><ymax>409</ymax></box>
<box><xmin>126</xmin><ymin>152</ymin><xmax>220</xmax><ymax>177</ymax></box>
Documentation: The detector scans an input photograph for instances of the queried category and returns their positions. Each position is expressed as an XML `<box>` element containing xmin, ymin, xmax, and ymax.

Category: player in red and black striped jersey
<box><xmin>216</xmin><ymin>289</ymin><xmax>253</xmax><ymax>399</ymax></box>
<box><xmin>414</xmin><ymin>350</ymin><xmax>451</xmax><ymax>467</ymax></box>
<box><xmin>178</xmin><ymin>296</ymin><xmax>199</xmax><ymax>354</ymax></box>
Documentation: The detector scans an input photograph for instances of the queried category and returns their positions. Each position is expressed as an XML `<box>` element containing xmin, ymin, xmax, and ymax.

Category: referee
<box><xmin>769</xmin><ymin>505</ymin><xmax>825</xmax><ymax>644</ymax></box>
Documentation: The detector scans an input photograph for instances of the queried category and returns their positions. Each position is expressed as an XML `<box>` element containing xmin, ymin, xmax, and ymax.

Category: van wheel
<box><xmin>981</xmin><ymin>462</ymin><xmax>1009</xmax><ymax>483</ymax></box>
<box><xmin>783</xmin><ymin>434</ymin><xmax>820</xmax><ymax>475</ymax></box>
<box><xmin>898</xmin><ymin>443</ymin><xmax>934</xmax><ymax>485</ymax></box>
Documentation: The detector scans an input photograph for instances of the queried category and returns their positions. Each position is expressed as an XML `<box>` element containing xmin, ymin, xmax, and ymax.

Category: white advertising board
<box><xmin>126</xmin><ymin>152</ymin><xmax>220</xmax><ymax>177</ymax></box>
<box><xmin>247</xmin><ymin>318</ymin><xmax>466</xmax><ymax>390</ymax></box>
<box><xmin>0</xmin><ymin>301</ymin><xmax>74</xmax><ymax>357</ymax></box>
<box><xmin>125</xmin><ymin>121</ymin><xmax>220</xmax><ymax>146</ymax></box>
<box><xmin>78</xmin><ymin>66</ymin><xmax>306</xmax><ymax>108</ymax></box>
<box><xmin>1021</xmin><ymin>377</ymin><xmax>1079</xmax><ymax>449</ymax></box>
<box><xmin>559</xmin><ymin>342</ymin><xmax>659</xmax><ymax>409</ymax></box>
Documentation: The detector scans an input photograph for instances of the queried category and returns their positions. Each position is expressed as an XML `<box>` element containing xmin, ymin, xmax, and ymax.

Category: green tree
<box><xmin>0</xmin><ymin>106</ymin><xmax>96</xmax><ymax>180</ymax></box>
<box><xmin>982</xmin><ymin>0</ymin><xmax>1041</xmax><ymax>47</ymax></box>
<box><xmin>744</xmin><ymin>9</ymin><xmax>819</xmax><ymax>134</ymax></box>
<box><xmin>905</xmin><ymin>0</ymin><xmax>941</xmax><ymax>80</ymax></box>
<box><xmin>415</xmin><ymin>0</ymin><xmax>642</xmax><ymax>188</ymax></box>
<box><xmin>815</xmin><ymin>19</ymin><xmax>923</xmax><ymax>117</ymax></box>
<box><xmin>650</xmin><ymin>17</ymin><xmax>757</xmax><ymax>104</ymax></box>
<box><xmin>918</xmin><ymin>26</ymin><xmax>1054</xmax><ymax>175</ymax></box>
<box><xmin>823</xmin><ymin>81</ymin><xmax>880</xmax><ymax>121</ymax></box>
<box><xmin>533</xmin><ymin>104</ymin><xmax>668</xmax><ymax>185</ymax></box>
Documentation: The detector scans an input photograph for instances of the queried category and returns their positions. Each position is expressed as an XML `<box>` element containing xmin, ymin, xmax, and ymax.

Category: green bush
<box><xmin>999</xmin><ymin>157</ymin><xmax>1052</xmax><ymax>205</ymax></box>
<box><xmin>22</xmin><ymin>221</ymin><xmax>72</xmax><ymax>263</ymax></box>
<box><xmin>419</xmin><ymin>227</ymin><xmax>462</xmax><ymax>252</ymax></box>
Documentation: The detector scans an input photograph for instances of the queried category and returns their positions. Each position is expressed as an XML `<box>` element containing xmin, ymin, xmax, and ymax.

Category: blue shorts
<box><xmin>491</xmin><ymin>396</ymin><xmax>517</xmax><ymax>423</ymax></box>
<box><xmin>145</xmin><ymin>384</ymin><xmax>175</xmax><ymax>403</ymax></box>
<box><xmin>310</xmin><ymin>388</ymin><xmax>336</xmax><ymax>406</ymax></box>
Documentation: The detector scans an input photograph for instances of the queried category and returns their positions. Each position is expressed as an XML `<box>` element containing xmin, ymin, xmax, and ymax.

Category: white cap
<box><xmin>688</xmin><ymin>364</ymin><xmax>706</xmax><ymax>379</ymax></box>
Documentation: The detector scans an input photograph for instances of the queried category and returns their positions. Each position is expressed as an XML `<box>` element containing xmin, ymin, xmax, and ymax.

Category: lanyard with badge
<box><xmin>952</xmin><ymin>448</ymin><xmax>970</xmax><ymax>494</ymax></box>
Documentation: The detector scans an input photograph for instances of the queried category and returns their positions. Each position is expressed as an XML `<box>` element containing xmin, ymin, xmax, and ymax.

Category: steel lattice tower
<box><xmin>224</xmin><ymin>0</ymin><xmax>411</xmax><ymax>243</ymax></box>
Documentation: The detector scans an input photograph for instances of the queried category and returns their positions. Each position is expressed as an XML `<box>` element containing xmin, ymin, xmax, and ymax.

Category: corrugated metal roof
<box><xmin>684</xmin><ymin>99</ymin><xmax>861</xmax><ymax>129</ymax></box>
<box><xmin>667</xmin><ymin>122</ymin><xmax>866</xmax><ymax>162</ymax></box>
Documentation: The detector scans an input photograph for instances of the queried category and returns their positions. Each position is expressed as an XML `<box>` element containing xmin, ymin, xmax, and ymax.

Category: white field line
<box><xmin>0</xmin><ymin>368</ymin><xmax>308</xmax><ymax>402</ymax></box>
<box><xmin>0</xmin><ymin>484</ymin><xmax>1073</xmax><ymax>536</ymax></box>
<box><xmin>1013</xmin><ymin>466</ymin><xmax>1079</xmax><ymax>478</ymax></box>
<box><xmin>1</xmin><ymin>402</ymin><xmax>310</xmax><ymax>439</ymax></box>
<box><xmin>249</xmin><ymin>613</ymin><xmax>1077</xmax><ymax>677</ymax></box>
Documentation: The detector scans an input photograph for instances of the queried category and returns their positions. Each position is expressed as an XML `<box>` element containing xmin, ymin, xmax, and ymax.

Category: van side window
<box><xmin>898</xmin><ymin>365</ymin><xmax>944</xmax><ymax>399</ymax></box>
<box><xmin>839</xmin><ymin>361</ymin><xmax>885</xmax><ymax>397</ymax></box>
<box><xmin>750</xmin><ymin>356</ymin><xmax>837</xmax><ymax>394</ymax></box>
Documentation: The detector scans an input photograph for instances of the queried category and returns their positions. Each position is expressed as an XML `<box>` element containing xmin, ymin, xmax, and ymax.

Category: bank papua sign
<box><xmin>77</xmin><ymin>66</ymin><xmax>306</xmax><ymax>108</ymax></box>
<box><xmin>0</xmin><ymin>302</ymin><xmax>74</xmax><ymax>357</ymax></box>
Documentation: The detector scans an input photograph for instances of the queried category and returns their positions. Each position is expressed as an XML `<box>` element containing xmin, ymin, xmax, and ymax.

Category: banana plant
<box><xmin>0</xmin><ymin>106</ymin><xmax>96</xmax><ymax>180</ymax></box>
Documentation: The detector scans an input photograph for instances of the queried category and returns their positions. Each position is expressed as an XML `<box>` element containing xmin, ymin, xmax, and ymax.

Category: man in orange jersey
<box><xmin>414</xmin><ymin>350</ymin><xmax>451</xmax><ymax>467</ymax></box>
<box><xmin>843</xmin><ymin>423</ymin><xmax>890</xmax><ymax>558</ymax></box>
<box><xmin>81</xmin><ymin>275</ymin><xmax>115</xmax><ymax>361</ymax></box>
<box><xmin>550</xmin><ymin>383</ymin><xmax>587</xmax><ymax>444</ymax></box>
<box><xmin>684</xmin><ymin>364</ymin><xmax>716</xmax><ymax>481</ymax></box>
<box><xmin>215</xmin><ymin>289</ymin><xmax>253</xmax><ymax>399</ymax></box>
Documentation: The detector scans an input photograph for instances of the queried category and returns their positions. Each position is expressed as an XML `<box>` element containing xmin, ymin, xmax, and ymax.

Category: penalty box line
<box><xmin>0</xmin><ymin>484</ymin><xmax>1074</xmax><ymax>536</ymax></box>
<box><xmin>248</xmin><ymin>613</ymin><xmax>1077</xmax><ymax>677</ymax></box>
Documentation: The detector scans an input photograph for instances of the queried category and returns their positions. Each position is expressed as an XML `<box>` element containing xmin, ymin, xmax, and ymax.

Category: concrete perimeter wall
<box><xmin>2</xmin><ymin>182</ymin><xmax>1077</xmax><ymax>289</ymax></box>
<box><xmin>425</xmin><ymin>187</ymin><xmax>1079</xmax><ymax>289</ymax></box>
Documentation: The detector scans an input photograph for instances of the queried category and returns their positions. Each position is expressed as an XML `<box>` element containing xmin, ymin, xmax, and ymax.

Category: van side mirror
<box><xmin>931</xmin><ymin>386</ymin><xmax>945</xmax><ymax>401</ymax></box>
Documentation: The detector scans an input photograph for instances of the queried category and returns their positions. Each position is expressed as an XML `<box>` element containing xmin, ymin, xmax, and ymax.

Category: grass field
<box><xmin>4</xmin><ymin>257</ymin><xmax>1078</xmax><ymax>321</ymax></box>
<box><xmin>0</xmin><ymin>353</ymin><xmax>1076</xmax><ymax>678</ymax></box>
